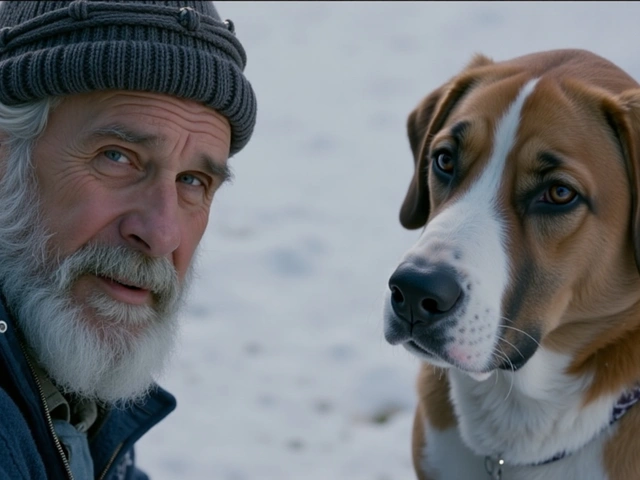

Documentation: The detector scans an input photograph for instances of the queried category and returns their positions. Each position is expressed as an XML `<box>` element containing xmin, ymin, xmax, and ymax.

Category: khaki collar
<box><xmin>28</xmin><ymin>351</ymin><xmax>98</xmax><ymax>434</ymax></box>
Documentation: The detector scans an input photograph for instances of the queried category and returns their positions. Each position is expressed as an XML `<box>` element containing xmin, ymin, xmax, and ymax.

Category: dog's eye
<box><xmin>433</xmin><ymin>150</ymin><xmax>455</xmax><ymax>174</ymax></box>
<box><xmin>542</xmin><ymin>184</ymin><xmax>577</xmax><ymax>205</ymax></box>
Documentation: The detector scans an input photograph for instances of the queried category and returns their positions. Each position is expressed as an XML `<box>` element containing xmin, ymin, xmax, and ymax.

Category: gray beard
<box><xmin>0</xmin><ymin>171</ymin><xmax>192</xmax><ymax>406</ymax></box>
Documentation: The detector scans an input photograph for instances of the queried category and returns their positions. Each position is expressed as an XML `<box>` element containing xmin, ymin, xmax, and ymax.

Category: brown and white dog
<box><xmin>383</xmin><ymin>49</ymin><xmax>640</xmax><ymax>480</ymax></box>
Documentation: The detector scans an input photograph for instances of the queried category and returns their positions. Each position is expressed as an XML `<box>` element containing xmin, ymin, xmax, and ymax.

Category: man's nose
<box><xmin>120</xmin><ymin>181</ymin><xmax>181</xmax><ymax>257</ymax></box>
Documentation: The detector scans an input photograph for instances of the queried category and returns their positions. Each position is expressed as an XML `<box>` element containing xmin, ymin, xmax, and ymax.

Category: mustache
<box><xmin>53</xmin><ymin>243</ymin><xmax>179</xmax><ymax>306</ymax></box>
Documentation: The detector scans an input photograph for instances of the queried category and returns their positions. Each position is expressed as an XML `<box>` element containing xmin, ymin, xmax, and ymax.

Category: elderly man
<box><xmin>0</xmin><ymin>1</ymin><xmax>256</xmax><ymax>479</ymax></box>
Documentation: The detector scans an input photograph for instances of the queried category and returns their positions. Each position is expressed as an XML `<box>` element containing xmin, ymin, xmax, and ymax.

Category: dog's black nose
<box><xmin>388</xmin><ymin>262</ymin><xmax>462</xmax><ymax>323</ymax></box>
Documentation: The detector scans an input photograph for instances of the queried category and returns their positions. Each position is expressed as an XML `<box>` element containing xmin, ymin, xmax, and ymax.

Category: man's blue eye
<box><xmin>104</xmin><ymin>150</ymin><xmax>128</xmax><ymax>163</ymax></box>
<box><xmin>179</xmin><ymin>174</ymin><xmax>202</xmax><ymax>186</ymax></box>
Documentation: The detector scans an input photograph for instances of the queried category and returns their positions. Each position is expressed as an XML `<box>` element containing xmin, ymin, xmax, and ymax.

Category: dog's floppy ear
<box><xmin>400</xmin><ymin>85</ymin><xmax>449</xmax><ymax>229</ymax></box>
<box><xmin>607</xmin><ymin>89</ymin><xmax>640</xmax><ymax>273</ymax></box>
<box><xmin>400</xmin><ymin>54</ymin><xmax>494</xmax><ymax>229</ymax></box>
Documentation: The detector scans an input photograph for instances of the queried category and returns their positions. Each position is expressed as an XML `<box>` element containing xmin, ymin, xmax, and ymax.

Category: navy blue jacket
<box><xmin>0</xmin><ymin>299</ymin><xmax>176</xmax><ymax>480</ymax></box>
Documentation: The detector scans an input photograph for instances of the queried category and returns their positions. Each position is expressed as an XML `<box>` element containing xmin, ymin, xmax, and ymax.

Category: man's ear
<box><xmin>399</xmin><ymin>54</ymin><xmax>494</xmax><ymax>230</ymax></box>
<box><xmin>606</xmin><ymin>89</ymin><xmax>640</xmax><ymax>273</ymax></box>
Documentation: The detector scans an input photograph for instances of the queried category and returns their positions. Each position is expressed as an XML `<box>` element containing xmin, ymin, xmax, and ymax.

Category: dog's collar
<box><xmin>483</xmin><ymin>383</ymin><xmax>640</xmax><ymax>480</ymax></box>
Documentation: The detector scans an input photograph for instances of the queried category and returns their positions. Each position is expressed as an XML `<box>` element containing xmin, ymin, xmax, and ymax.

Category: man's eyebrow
<box><xmin>197</xmin><ymin>154</ymin><xmax>233</xmax><ymax>184</ymax></box>
<box><xmin>85</xmin><ymin>124</ymin><xmax>233</xmax><ymax>183</ymax></box>
<box><xmin>85</xmin><ymin>124</ymin><xmax>159</xmax><ymax>146</ymax></box>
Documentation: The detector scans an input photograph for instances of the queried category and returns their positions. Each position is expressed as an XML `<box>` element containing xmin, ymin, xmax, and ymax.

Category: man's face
<box><xmin>33</xmin><ymin>90</ymin><xmax>231</xmax><ymax>330</ymax></box>
<box><xmin>0</xmin><ymin>91</ymin><xmax>231</xmax><ymax>404</ymax></box>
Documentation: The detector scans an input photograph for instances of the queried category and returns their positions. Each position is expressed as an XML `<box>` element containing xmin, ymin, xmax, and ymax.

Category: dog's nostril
<box><xmin>391</xmin><ymin>286</ymin><xmax>404</xmax><ymax>304</ymax></box>
<box><xmin>421</xmin><ymin>298</ymin><xmax>441</xmax><ymax>314</ymax></box>
<box><xmin>388</xmin><ymin>261</ymin><xmax>462</xmax><ymax>322</ymax></box>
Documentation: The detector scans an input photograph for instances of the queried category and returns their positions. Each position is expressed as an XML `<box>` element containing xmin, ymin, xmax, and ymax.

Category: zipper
<box><xmin>18</xmin><ymin>340</ymin><xmax>74</xmax><ymax>480</ymax></box>
<box><xmin>98</xmin><ymin>442</ymin><xmax>124</xmax><ymax>480</ymax></box>
<box><xmin>17</xmin><ymin>336</ymin><xmax>131</xmax><ymax>480</ymax></box>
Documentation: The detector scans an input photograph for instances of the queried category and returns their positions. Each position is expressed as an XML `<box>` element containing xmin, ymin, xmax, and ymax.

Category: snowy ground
<box><xmin>135</xmin><ymin>2</ymin><xmax>640</xmax><ymax>479</ymax></box>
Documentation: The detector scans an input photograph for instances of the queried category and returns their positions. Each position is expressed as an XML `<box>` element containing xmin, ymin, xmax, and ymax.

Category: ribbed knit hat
<box><xmin>0</xmin><ymin>0</ymin><xmax>257</xmax><ymax>155</ymax></box>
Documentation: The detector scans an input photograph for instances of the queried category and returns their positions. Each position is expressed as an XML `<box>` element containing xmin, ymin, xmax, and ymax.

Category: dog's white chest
<box><xmin>422</xmin><ymin>422</ymin><xmax>610</xmax><ymax>480</ymax></box>
<box><xmin>418</xmin><ymin>350</ymin><xmax>624</xmax><ymax>479</ymax></box>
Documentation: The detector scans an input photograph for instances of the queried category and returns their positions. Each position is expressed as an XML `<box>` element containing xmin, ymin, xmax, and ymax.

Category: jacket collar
<box><xmin>0</xmin><ymin>297</ymin><xmax>176</xmax><ymax>479</ymax></box>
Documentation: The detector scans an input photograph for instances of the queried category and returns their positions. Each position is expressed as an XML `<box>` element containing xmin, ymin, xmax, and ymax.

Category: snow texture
<box><xmin>135</xmin><ymin>2</ymin><xmax>640</xmax><ymax>479</ymax></box>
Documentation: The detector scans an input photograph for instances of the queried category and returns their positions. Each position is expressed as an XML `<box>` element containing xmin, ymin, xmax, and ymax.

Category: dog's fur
<box><xmin>383</xmin><ymin>49</ymin><xmax>640</xmax><ymax>479</ymax></box>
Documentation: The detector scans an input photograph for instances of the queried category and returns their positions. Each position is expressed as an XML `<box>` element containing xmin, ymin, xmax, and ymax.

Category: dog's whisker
<box><xmin>500</xmin><ymin>323</ymin><xmax>541</xmax><ymax>348</ymax></box>
<box><xmin>500</xmin><ymin>314</ymin><xmax>515</xmax><ymax>325</ymax></box>
<box><xmin>503</xmin><ymin>351</ymin><xmax>516</xmax><ymax>402</ymax></box>
<box><xmin>491</xmin><ymin>347</ymin><xmax>516</xmax><ymax>402</ymax></box>
<box><xmin>496</xmin><ymin>334</ymin><xmax>525</xmax><ymax>360</ymax></box>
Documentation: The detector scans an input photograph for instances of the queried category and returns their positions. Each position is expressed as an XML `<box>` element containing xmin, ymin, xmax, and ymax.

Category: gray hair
<box><xmin>0</xmin><ymin>97</ymin><xmax>60</xmax><ymax>262</ymax></box>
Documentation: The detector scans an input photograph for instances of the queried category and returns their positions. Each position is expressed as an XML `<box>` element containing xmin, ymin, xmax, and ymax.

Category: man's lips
<box><xmin>95</xmin><ymin>274</ymin><xmax>152</xmax><ymax>305</ymax></box>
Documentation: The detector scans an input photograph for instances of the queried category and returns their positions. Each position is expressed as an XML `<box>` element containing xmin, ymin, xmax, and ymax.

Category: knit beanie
<box><xmin>0</xmin><ymin>0</ymin><xmax>257</xmax><ymax>155</ymax></box>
